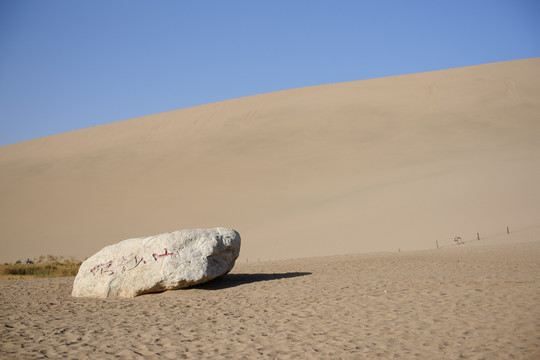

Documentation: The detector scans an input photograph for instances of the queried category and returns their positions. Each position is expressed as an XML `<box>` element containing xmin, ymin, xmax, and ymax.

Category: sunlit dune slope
<box><xmin>1</xmin><ymin>58</ymin><xmax>539</xmax><ymax>263</ymax></box>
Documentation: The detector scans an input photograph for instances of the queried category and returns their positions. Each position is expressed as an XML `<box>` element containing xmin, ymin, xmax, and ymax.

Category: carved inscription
<box><xmin>90</xmin><ymin>248</ymin><xmax>178</xmax><ymax>276</ymax></box>
<box><xmin>90</xmin><ymin>261</ymin><xmax>114</xmax><ymax>276</ymax></box>
<box><xmin>152</xmin><ymin>248</ymin><xmax>177</xmax><ymax>261</ymax></box>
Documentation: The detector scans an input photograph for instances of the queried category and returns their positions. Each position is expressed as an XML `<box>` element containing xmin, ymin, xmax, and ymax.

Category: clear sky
<box><xmin>1</xmin><ymin>1</ymin><xmax>539</xmax><ymax>146</ymax></box>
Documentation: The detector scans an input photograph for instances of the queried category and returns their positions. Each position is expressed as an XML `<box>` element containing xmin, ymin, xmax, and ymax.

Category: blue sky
<box><xmin>1</xmin><ymin>1</ymin><xmax>539</xmax><ymax>146</ymax></box>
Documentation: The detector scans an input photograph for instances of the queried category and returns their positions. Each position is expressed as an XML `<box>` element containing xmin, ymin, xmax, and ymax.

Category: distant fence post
<box><xmin>436</xmin><ymin>240</ymin><xmax>439</xmax><ymax>249</ymax></box>
<box><xmin>477</xmin><ymin>232</ymin><xmax>480</xmax><ymax>241</ymax></box>
<box><xmin>507</xmin><ymin>226</ymin><xmax>510</xmax><ymax>234</ymax></box>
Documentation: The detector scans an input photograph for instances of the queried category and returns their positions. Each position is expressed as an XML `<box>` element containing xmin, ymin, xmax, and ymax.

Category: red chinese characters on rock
<box><xmin>134</xmin><ymin>255</ymin><xmax>147</xmax><ymax>266</ymax></box>
<box><xmin>120</xmin><ymin>255</ymin><xmax>147</xmax><ymax>273</ymax></box>
<box><xmin>89</xmin><ymin>248</ymin><xmax>178</xmax><ymax>276</ymax></box>
<box><xmin>90</xmin><ymin>261</ymin><xmax>114</xmax><ymax>276</ymax></box>
<box><xmin>152</xmin><ymin>248</ymin><xmax>177</xmax><ymax>261</ymax></box>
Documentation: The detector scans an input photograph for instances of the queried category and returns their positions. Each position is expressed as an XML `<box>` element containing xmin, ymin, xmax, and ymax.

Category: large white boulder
<box><xmin>72</xmin><ymin>228</ymin><xmax>241</xmax><ymax>298</ymax></box>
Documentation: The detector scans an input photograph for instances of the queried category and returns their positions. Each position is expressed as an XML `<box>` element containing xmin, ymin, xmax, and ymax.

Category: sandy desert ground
<box><xmin>1</xmin><ymin>58</ymin><xmax>539</xmax><ymax>359</ymax></box>
<box><xmin>1</xmin><ymin>228</ymin><xmax>539</xmax><ymax>359</ymax></box>
<box><xmin>1</xmin><ymin>58</ymin><xmax>540</xmax><ymax>264</ymax></box>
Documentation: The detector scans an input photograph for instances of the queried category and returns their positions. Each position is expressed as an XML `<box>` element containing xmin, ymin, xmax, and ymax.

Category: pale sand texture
<box><xmin>1</xmin><ymin>58</ymin><xmax>540</xmax><ymax>263</ymax></box>
<box><xmin>1</xmin><ymin>231</ymin><xmax>539</xmax><ymax>359</ymax></box>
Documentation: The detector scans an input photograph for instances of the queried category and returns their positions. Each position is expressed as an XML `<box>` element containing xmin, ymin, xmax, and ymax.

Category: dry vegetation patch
<box><xmin>0</xmin><ymin>255</ymin><xmax>81</xmax><ymax>279</ymax></box>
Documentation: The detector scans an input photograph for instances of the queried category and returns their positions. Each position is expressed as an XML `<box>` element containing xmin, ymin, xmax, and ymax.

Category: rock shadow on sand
<box><xmin>192</xmin><ymin>272</ymin><xmax>311</xmax><ymax>290</ymax></box>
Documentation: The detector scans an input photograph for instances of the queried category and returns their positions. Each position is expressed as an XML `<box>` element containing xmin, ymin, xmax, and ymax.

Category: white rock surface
<box><xmin>72</xmin><ymin>228</ymin><xmax>241</xmax><ymax>298</ymax></box>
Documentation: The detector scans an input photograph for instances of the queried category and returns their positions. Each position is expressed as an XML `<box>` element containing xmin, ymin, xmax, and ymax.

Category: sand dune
<box><xmin>1</xmin><ymin>58</ymin><xmax>539</xmax><ymax>263</ymax></box>
<box><xmin>1</xmin><ymin>230</ymin><xmax>539</xmax><ymax>359</ymax></box>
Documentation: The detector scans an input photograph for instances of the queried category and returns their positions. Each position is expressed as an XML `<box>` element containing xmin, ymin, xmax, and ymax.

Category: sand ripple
<box><xmin>1</xmin><ymin>241</ymin><xmax>539</xmax><ymax>359</ymax></box>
